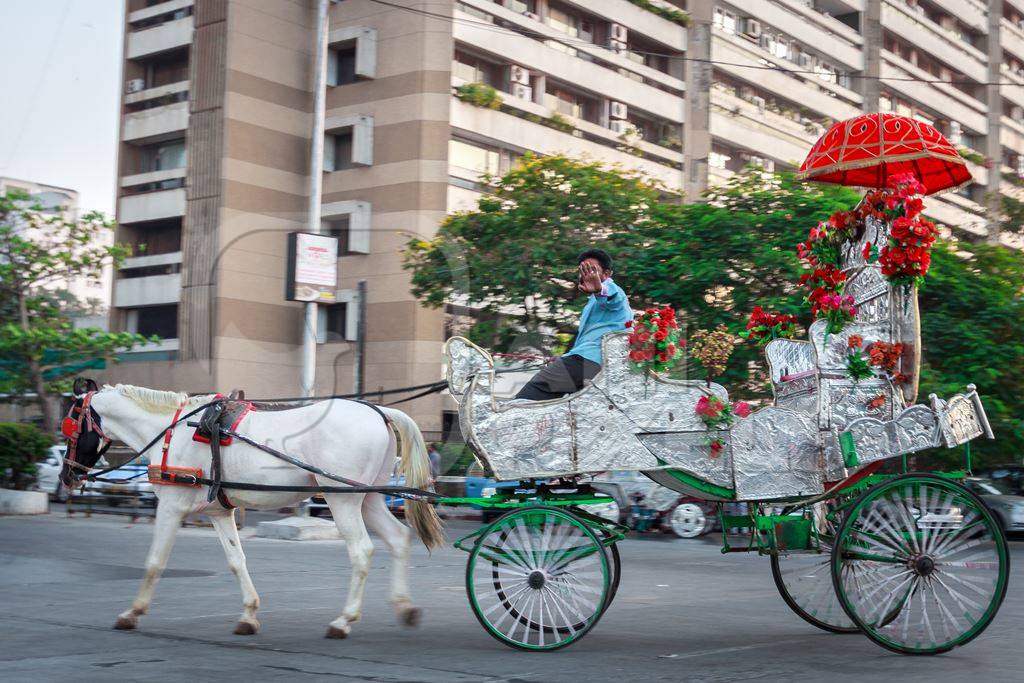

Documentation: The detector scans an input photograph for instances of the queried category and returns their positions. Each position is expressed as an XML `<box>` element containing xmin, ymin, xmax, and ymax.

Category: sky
<box><xmin>0</xmin><ymin>0</ymin><xmax>124</xmax><ymax>215</ymax></box>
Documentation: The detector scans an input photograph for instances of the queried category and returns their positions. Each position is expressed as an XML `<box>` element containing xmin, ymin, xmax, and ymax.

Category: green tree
<box><xmin>405</xmin><ymin>153</ymin><xmax>665</xmax><ymax>349</ymax></box>
<box><xmin>917</xmin><ymin>241</ymin><xmax>1024</xmax><ymax>466</ymax></box>
<box><xmin>0</xmin><ymin>190</ymin><xmax>153</xmax><ymax>435</ymax></box>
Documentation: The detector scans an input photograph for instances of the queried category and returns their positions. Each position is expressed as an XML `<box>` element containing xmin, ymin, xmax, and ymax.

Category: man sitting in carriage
<box><xmin>515</xmin><ymin>248</ymin><xmax>633</xmax><ymax>400</ymax></box>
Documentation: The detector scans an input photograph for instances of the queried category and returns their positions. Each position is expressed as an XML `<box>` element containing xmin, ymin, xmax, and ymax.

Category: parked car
<box><xmin>964</xmin><ymin>476</ymin><xmax>1024</xmax><ymax>535</ymax></box>
<box><xmin>34</xmin><ymin>445</ymin><xmax>67</xmax><ymax>501</ymax></box>
<box><xmin>590</xmin><ymin>470</ymin><xmax>716</xmax><ymax>538</ymax></box>
<box><xmin>973</xmin><ymin>465</ymin><xmax>1024</xmax><ymax>496</ymax></box>
<box><xmin>89</xmin><ymin>458</ymin><xmax>156</xmax><ymax>507</ymax></box>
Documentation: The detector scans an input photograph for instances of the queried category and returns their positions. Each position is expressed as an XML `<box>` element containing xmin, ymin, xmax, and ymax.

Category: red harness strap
<box><xmin>160</xmin><ymin>403</ymin><xmax>187</xmax><ymax>473</ymax></box>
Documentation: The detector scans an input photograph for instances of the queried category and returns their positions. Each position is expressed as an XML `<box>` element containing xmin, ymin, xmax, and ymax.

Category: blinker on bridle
<box><xmin>62</xmin><ymin>379</ymin><xmax>112</xmax><ymax>481</ymax></box>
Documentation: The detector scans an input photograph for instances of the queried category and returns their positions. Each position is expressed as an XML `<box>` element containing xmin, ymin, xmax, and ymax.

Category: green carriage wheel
<box><xmin>466</xmin><ymin>506</ymin><xmax>611</xmax><ymax>651</ymax></box>
<box><xmin>771</xmin><ymin>500</ymin><xmax>859</xmax><ymax>633</ymax></box>
<box><xmin>831</xmin><ymin>474</ymin><xmax>1010</xmax><ymax>655</ymax></box>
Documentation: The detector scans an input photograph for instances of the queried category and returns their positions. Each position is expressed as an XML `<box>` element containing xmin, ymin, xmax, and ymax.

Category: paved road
<box><xmin>1</xmin><ymin>512</ymin><xmax>1020</xmax><ymax>682</ymax></box>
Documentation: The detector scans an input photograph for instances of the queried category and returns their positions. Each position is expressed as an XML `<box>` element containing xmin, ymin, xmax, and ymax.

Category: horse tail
<box><xmin>382</xmin><ymin>408</ymin><xmax>445</xmax><ymax>551</ymax></box>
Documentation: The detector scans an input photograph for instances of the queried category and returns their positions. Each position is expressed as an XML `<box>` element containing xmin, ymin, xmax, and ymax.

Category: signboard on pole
<box><xmin>286</xmin><ymin>232</ymin><xmax>339</xmax><ymax>303</ymax></box>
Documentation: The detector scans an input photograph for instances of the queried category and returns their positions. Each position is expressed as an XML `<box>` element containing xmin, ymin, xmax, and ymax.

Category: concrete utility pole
<box><xmin>683</xmin><ymin>2</ymin><xmax>712</xmax><ymax>202</ymax></box>
<box><xmin>355</xmin><ymin>280</ymin><xmax>367</xmax><ymax>397</ymax></box>
<box><xmin>301</xmin><ymin>0</ymin><xmax>331</xmax><ymax>398</ymax></box>
<box><xmin>862</xmin><ymin>0</ymin><xmax>881</xmax><ymax>113</ymax></box>
<box><xmin>987</xmin><ymin>0</ymin><xmax>1004</xmax><ymax>244</ymax></box>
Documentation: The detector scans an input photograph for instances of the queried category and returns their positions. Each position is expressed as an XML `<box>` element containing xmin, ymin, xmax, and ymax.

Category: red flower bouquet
<box><xmin>627</xmin><ymin>306</ymin><xmax>684</xmax><ymax>374</ymax></box>
<box><xmin>814</xmin><ymin>293</ymin><xmax>857</xmax><ymax>335</ymax></box>
<box><xmin>695</xmin><ymin>395</ymin><xmax>751</xmax><ymax>457</ymax></box>
<box><xmin>740</xmin><ymin>306</ymin><xmax>800</xmax><ymax>346</ymax></box>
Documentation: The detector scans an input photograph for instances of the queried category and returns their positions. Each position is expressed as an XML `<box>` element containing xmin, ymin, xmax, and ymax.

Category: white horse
<box><xmin>59</xmin><ymin>383</ymin><xmax>444</xmax><ymax>639</ymax></box>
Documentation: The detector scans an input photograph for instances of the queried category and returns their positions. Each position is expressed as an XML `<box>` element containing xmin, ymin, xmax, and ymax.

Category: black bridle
<box><xmin>60</xmin><ymin>379</ymin><xmax>113</xmax><ymax>484</ymax></box>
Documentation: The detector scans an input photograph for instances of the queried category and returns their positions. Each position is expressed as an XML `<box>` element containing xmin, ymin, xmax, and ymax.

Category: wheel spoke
<box><xmin>834</xmin><ymin>477</ymin><xmax>1007</xmax><ymax>654</ymax></box>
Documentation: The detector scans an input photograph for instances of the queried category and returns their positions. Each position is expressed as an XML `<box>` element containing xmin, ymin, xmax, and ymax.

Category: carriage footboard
<box><xmin>838</xmin><ymin>385</ymin><xmax>992</xmax><ymax>467</ymax></box>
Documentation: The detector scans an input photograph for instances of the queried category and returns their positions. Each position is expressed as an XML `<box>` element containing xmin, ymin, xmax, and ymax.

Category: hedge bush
<box><xmin>0</xmin><ymin>423</ymin><xmax>52</xmax><ymax>490</ymax></box>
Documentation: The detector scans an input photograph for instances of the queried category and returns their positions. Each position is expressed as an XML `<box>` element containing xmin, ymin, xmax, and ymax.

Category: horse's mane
<box><xmin>108</xmin><ymin>384</ymin><xmax>218</xmax><ymax>413</ymax></box>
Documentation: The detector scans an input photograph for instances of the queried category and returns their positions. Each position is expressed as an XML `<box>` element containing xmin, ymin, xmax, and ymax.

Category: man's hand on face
<box><xmin>578</xmin><ymin>260</ymin><xmax>605</xmax><ymax>294</ymax></box>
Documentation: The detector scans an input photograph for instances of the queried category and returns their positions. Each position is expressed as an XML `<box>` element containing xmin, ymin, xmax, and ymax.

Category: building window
<box><xmin>327</xmin><ymin>27</ymin><xmax>377</xmax><ymax>85</ymax></box>
<box><xmin>543</xmin><ymin>83</ymin><xmax>599</xmax><ymax>123</ymax></box>
<box><xmin>324</xmin><ymin>304</ymin><xmax>348</xmax><ymax>343</ymax></box>
<box><xmin>449</xmin><ymin>138</ymin><xmax>500</xmax><ymax>175</ymax></box>
<box><xmin>140</xmin><ymin>139</ymin><xmax>186</xmax><ymax>173</ymax></box>
<box><xmin>122</xmin><ymin>217</ymin><xmax>182</xmax><ymax>256</ymax></box>
<box><xmin>129</xmin><ymin>304</ymin><xmax>178</xmax><ymax>339</ymax></box>
<box><xmin>142</xmin><ymin>48</ymin><xmax>189</xmax><ymax>88</ymax></box>
<box><xmin>333</xmin><ymin>45</ymin><xmax>357</xmax><ymax>85</ymax></box>
<box><xmin>547</xmin><ymin>2</ymin><xmax>594</xmax><ymax>43</ymax></box>
<box><xmin>453</xmin><ymin>49</ymin><xmax>504</xmax><ymax>88</ymax></box>
<box><xmin>713</xmin><ymin>8</ymin><xmax>738</xmax><ymax>35</ymax></box>
<box><xmin>325</xmin><ymin>216</ymin><xmax>353</xmax><ymax>255</ymax></box>
<box><xmin>321</xmin><ymin>200</ymin><xmax>372</xmax><ymax>254</ymax></box>
<box><xmin>324</xmin><ymin>115</ymin><xmax>373</xmax><ymax>171</ymax></box>
<box><xmin>333</xmin><ymin>131</ymin><xmax>354</xmax><ymax>170</ymax></box>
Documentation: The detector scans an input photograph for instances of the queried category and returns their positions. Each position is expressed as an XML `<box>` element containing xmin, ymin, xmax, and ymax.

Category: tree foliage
<box><xmin>0</xmin><ymin>190</ymin><xmax>153</xmax><ymax>434</ymax></box>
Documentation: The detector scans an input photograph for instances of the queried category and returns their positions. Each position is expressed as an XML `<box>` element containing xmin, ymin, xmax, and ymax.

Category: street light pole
<box><xmin>301</xmin><ymin>0</ymin><xmax>331</xmax><ymax>398</ymax></box>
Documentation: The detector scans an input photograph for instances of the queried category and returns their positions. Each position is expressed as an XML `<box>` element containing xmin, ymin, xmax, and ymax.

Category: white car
<box><xmin>35</xmin><ymin>445</ymin><xmax>68</xmax><ymax>501</ymax></box>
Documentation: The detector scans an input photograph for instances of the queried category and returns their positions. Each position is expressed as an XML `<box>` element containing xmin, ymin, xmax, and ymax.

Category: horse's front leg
<box><xmin>324</xmin><ymin>494</ymin><xmax>374</xmax><ymax>639</ymax></box>
<box><xmin>209</xmin><ymin>510</ymin><xmax>261</xmax><ymax>635</ymax></box>
<box><xmin>115</xmin><ymin>500</ymin><xmax>186</xmax><ymax>630</ymax></box>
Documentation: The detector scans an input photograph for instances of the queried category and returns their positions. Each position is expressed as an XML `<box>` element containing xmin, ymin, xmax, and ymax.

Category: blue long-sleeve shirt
<box><xmin>564</xmin><ymin>278</ymin><xmax>632</xmax><ymax>365</ymax></box>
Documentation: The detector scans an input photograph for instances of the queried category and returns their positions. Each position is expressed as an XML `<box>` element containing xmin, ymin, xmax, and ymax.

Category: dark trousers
<box><xmin>514</xmin><ymin>355</ymin><xmax>601</xmax><ymax>401</ymax></box>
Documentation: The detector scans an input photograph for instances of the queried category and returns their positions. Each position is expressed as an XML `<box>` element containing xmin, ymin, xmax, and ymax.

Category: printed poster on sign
<box><xmin>286</xmin><ymin>232</ymin><xmax>339</xmax><ymax>303</ymax></box>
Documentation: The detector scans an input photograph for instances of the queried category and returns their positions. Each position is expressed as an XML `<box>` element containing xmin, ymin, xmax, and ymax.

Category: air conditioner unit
<box><xmin>510</xmin><ymin>65</ymin><xmax>530</xmax><ymax>85</ymax></box>
<box><xmin>610</xmin><ymin>38</ymin><xmax>627</xmax><ymax>52</ymax></box>
<box><xmin>512</xmin><ymin>83</ymin><xmax>533</xmax><ymax>101</ymax></box>
<box><xmin>949</xmin><ymin>121</ymin><xmax>962</xmax><ymax>145</ymax></box>
<box><xmin>126</xmin><ymin>78</ymin><xmax>146</xmax><ymax>94</ymax></box>
<box><xmin>743</xmin><ymin>19</ymin><xmax>762</xmax><ymax>38</ymax></box>
<box><xmin>609</xmin><ymin>101</ymin><xmax>628</xmax><ymax>120</ymax></box>
<box><xmin>798</xmin><ymin>53</ymin><xmax>815</xmax><ymax>69</ymax></box>
<box><xmin>610</xmin><ymin>23</ymin><xmax>628</xmax><ymax>43</ymax></box>
<box><xmin>609</xmin><ymin>119</ymin><xmax>630</xmax><ymax>134</ymax></box>
<box><xmin>751</xmin><ymin>95</ymin><xmax>766</xmax><ymax>112</ymax></box>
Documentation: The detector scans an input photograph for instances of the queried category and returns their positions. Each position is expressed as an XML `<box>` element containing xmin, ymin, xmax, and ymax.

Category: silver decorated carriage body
<box><xmin>446</xmin><ymin>214</ymin><xmax>993</xmax><ymax>503</ymax></box>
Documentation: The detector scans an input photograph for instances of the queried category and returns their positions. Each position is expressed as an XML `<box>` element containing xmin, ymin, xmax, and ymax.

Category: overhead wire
<box><xmin>366</xmin><ymin>0</ymin><xmax>1024</xmax><ymax>88</ymax></box>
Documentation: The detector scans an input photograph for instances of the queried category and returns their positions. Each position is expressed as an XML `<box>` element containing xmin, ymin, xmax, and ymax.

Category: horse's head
<box><xmin>444</xmin><ymin>337</ymin><xmax>493</xmax><ymax>399</ymax></box>
<box><xmin>58</xmin><ymin>378</ymin><xmax>113</xmax><ymax>488</ymax></box>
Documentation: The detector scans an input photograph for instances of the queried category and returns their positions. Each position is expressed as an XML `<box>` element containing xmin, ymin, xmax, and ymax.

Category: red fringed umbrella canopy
<box><xmin>798</xmin><ymin>113</ymin><xmax>971</xmax><ymax>195</ymax></box>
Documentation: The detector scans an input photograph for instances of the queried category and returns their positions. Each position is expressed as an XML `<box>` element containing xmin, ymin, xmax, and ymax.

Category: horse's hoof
<box><xmin>234</xmin><ymin>621</ymin><xmax>258</xmax><ymax>636</ymax></box>
<box><xmin>114</xmin><ymin>617</ymin><xmax>137</xmax><ymax>630</ymax></box>
<box><xmin>401</xmin><ymin>607</ymin><xmax>421</xmax><ymax>628</ymax></box>
<box><xmin>325</xmin><ymin>625</ymin><xmax>349</xmax><ymax>639</ymax></box>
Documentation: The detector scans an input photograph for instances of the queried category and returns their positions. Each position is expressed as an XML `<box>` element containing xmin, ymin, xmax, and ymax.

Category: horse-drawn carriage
<box><xmin>439</xmin><ymin>114</ymin><xmax>1008</xmax><ymax>653</ymax></box>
